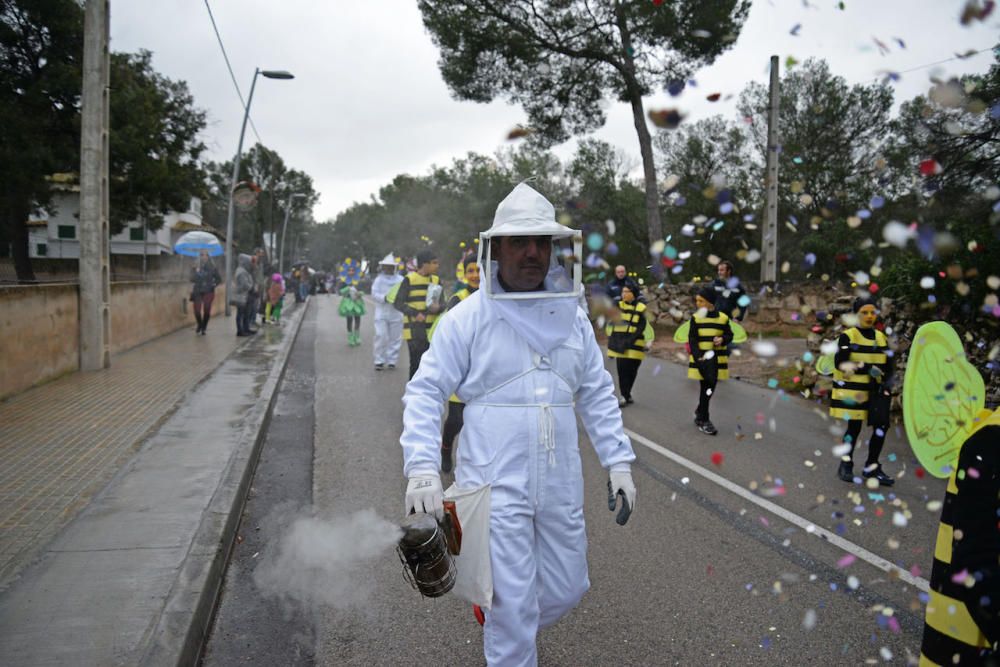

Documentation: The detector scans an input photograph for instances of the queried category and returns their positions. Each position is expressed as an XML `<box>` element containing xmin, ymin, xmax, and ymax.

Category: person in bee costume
<box><xmin>902</xmin><ymin>322</ymin><xmax>1000</xmax><ymax>665</ymax></box>
<box><xmin>400</xmin><ymin>183</ymin><xmax>637</xmax><ymax>667</ymax></box>
<box><xmin>831</xmin><ymin>296</ymin><xmax>895</xmax><ymax>486</ymax></box>
<box><xmin>393</xmin><ymin>248</ymin><xmax>444</xmax><ymax>379</ymax></box>
<box><xmin>605</xmin><ymin>285</ymin><xmax>654</xmax><ymax>407</ymax></box>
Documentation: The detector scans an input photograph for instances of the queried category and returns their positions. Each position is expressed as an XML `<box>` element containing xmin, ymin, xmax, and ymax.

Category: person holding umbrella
<box><xmin>175</xmin><ymin>230</ymin><xmax>223</xmax><ymax>336</ymax></box>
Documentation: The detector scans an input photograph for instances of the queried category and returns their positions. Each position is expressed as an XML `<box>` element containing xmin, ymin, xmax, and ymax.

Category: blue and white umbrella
<box><xmin>174</xmin><ymin>230</ymin><xmax>223</xmax><ymax>257</ymax></box>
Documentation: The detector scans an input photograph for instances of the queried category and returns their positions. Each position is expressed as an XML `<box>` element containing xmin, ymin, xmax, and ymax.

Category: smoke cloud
<box><xmin>253</xmin><ymin>507</ymin><xmax>402</xmax><ymax>611</ymax></box>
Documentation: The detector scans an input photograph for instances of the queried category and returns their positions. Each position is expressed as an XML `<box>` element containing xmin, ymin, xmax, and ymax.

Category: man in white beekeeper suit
<box><xmin>400</xmin><ymin>183</ymin><xmax>638</xmax><ymax>666</ymax></box>
<box><xmin>371</xmin><ymin>253</ymin><xmax>404</xmax><ymax>370</ymax></box>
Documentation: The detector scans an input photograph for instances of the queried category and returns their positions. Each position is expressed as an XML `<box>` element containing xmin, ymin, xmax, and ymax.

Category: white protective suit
<box><xmin>371</xmin><ymin>254</ymin><xmax>404</xmax><ymax>367</ymax></box>
<box><xmin>400</xmin><ymin>185</ymin><xmax>636</xmax><ymax>666</ymax></box>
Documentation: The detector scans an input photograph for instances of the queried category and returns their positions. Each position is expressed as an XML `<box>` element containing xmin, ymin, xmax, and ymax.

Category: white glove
<box><xmin>610</xmin><ymin>468</ymin><xmax>637</xmax><ymax>516</ymax></box>
<box><xmin>405</xmin><ymin>474</ymin><xmax>444</xmax><ymax>520</ymax></box>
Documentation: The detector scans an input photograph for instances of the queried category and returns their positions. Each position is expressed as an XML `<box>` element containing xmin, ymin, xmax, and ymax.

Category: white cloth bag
<box><xmin>443</xmin><ymin>482</ymin><xmax>492</xmax><ymax>609</ymax></box>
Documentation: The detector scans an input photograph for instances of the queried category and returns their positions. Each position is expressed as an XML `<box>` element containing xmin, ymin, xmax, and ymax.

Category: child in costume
<box><xmin>831</xmin><ymin>296</ymin><xmax>895</xmax><ymax>486</ymax></box>
<box><xmin>266</xmin><ymin>273</ymin><xmax>285</xmax><ymax>324</ymax></box>
<box><xmin>605</xmin><ymin>285</ymin><xmax>654</xmax><ymax>407</ymax></box>
<box><xmin>902</xmin><ymin>322</ymin><xmax>999</xmax><ymax>664</ymax></box>
<box><xmin>339</xmin><ymin>284</ymin><xmax>366</xmax><ymax>347</ymax></box>
<box><xmin>686</xmin><ymin>286</ymin><xmax>733</xmax><ymax>436</ymax></box>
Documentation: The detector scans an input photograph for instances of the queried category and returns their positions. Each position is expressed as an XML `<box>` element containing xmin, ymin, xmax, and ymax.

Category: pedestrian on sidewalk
<box><xmin>831</xmin><ymin>296</ymin><xmax>895</xmax><ymax>486</ymax></box>
<box><xmin>438</xmin><ymin>252</ymin><xmax>480</xmax><ymax>473</ymax></box>
<box><xmin>605</xmin><ymin>285</ymin><xmax>654</xmax><ymax>407</ymax></box>
<box><xmin>687</xmin><ymin>286</ymin><xmax>733</xmax><ymax>436</ymax></box>
<box><xmin>393</xmin><ymin>248</ymin><xmax>444</xmax><ymax>379</ymax></box>
<box><xmin>190</xmin><ymin>250</ymin><xmax>221</xmax><ymax>335</ymax></box>
<box><xmin>371</xmin><ymin>253</ymin><xmax>404</xmax><ymax>370</ymax></box>
<box><xmin>232</xmin><ymin>254</ymin><xmax>255</xmax><ymax>337</ymax></box>
<box><xmin>266</xmin><ymin>272</ymin><xmax>285</xmax><ymax>324</ymax></box>
<box><xmin>338</xmin><ymin>283</ymin><xmax>366</xmax><ymax>346</ymax></box>
<box><xmin>400</xmin><ymin>183</ymin><xmax>636</xmax><ymax>666</ymax></box>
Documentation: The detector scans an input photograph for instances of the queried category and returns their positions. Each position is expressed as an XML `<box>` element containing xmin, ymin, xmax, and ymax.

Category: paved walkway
<box><xmin>0</xmin><ymin>317</ymin><xmax>241</xmax><ymax>587</ymax></box>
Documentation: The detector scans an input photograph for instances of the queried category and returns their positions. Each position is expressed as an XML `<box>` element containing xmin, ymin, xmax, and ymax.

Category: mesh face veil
<box><xmin>476</xmin><ymin>183</ymin><xmax>582</xmax><ymax>301</ymax></box>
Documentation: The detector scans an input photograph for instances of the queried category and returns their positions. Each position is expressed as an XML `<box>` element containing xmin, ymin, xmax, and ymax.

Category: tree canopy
<box><xmin>417</xmin><ymin>0</ymin><xmax>751</xmax><ymax>248</ymax></box>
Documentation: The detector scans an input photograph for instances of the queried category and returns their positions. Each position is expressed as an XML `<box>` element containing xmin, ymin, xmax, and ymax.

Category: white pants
<box><xmin>373</xmin><ymin>318</ymin><xmax>403</xmax><ymax>365</ymax></box>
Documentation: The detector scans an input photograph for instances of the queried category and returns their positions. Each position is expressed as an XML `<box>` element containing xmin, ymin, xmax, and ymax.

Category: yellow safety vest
<box><xmin>829</xmin><ymin>327</ymin><xmax>889</xmax><ymax>421</ymax></box>
<box><xmin>687</xmin><ymin>311</ymin><xmax>732</xmax><ymax>380</ymax></box>
<box><xmin>919</xmin><ymin>411</ymin><xmax>1000</xmax><ymax>666</ymax></box>
<box><xmin>607</xmin><ymin>301</ymin><xmax>650</xmax><ymax>361</ymax></box>
<box><xmin>401</xmin><ymin>272</ymin><xmax>440</xmax><ymax>341</ymax></box>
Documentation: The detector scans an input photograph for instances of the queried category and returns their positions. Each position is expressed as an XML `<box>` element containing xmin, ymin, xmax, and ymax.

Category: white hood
<box><xmin>475</xmin><ymin>183</ymin><xmax>583</xmax><ymax>355</ymax></box>
<box><xmin>476</xmin><ymin>183</ymin><xmax>582</xmax><ymax>302</ymax></box>
<box><xmin>378</xmin><ymin>252</ymin><xmax>396</xmax><ymax>266</ymax></box>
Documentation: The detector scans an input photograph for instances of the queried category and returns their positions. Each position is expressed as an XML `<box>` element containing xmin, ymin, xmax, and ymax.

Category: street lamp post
<box><xmin>223</xmin><ymin>67</ymin><xmax>294</xmax><ymax>316</ymax></box>
<box><xmin>279</xmin><ymin>192</ymin><xmax>306</xmax><ymax>276</ymax></box>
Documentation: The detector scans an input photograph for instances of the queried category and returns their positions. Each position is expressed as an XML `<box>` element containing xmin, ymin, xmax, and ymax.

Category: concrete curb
<box><xmin>140</xmin><ymin>299</ymin><xmax>311</xmax><ymax>666</ymax></box>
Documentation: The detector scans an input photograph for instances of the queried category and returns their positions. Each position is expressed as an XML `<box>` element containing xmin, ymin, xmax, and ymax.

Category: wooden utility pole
<box><xmin>79</xmin><ymin>0</ymin><xmax>111</xmax><ymax>371</ymax></box>
<box><xmin>761</xmin><ymin>55</ymin><xmax>780</xmax><ymax>284</ymax></box>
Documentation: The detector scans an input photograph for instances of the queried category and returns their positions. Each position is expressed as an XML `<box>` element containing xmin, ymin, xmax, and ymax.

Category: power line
<box><xmin>868</xmin><ymin>44</ymin><xmax>997</xmax><ymax>84</ymax></box>
<box><xmin>202</xmin><ymin>0</ymin><xmax>264</xmax><ymax>148</ymax></box>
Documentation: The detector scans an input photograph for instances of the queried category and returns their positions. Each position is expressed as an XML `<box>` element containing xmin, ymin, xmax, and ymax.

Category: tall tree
<box><xmin>417</xmin><ymin>0</ymin><xmax>750</xmax><ymax>250</ymax></box>
<box><xmin>737</xmin><ymin>58</ymin><xmax>896</xmax><ymax>278</ymax></box>
<box><xmin>108</xmin><ymin>50</ymin><xmax>207</xmax><ymax>233</ymax></box>
<box><xmin>0</xmin><ymin>0</ymin><xmax>83</xmax><ymax>282</ymax></box>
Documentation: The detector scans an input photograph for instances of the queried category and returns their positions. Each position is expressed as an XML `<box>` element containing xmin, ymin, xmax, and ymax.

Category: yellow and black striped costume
<box><xmin>393</xmin><ymin>271</ymin><xmax>441</xmax><ymax>341</ymax></box>
<box><xmin>830</xmin><ymin>327</ymin><xmax>890</xmax><ymax>421</ymax></box>
<box><xmin>920</xmin><ymin>413</ymin><xmax>1000</xmax><ymax>665</ymax></box>
<box><xmin>687</xmin><ymin>311</ymin><xmax>733</xmax><ymax>380</ymax></box>
<box><xmin>607</xmin><ymin>301</ymin><xmax>652</xmax><ymax>361</ymax></box>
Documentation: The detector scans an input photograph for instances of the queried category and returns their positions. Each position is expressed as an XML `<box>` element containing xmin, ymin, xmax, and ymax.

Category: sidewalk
<box><xmin>0</xmin><ymin>300</ymin><xmax>307</xmax><ymax>665</ymax></box>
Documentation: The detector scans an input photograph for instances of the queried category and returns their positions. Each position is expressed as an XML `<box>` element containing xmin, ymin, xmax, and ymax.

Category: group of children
<box><xmin>604</xmin><ymin>284</ymin><xmax>895</xmax><ymax>487</ymax></box>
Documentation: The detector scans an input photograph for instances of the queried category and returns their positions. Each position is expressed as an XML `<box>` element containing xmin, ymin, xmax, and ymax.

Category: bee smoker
<box><xmin>397</xmin><ymin>501</ymin><xmax>462</xmax><ymax>598</ymax></box>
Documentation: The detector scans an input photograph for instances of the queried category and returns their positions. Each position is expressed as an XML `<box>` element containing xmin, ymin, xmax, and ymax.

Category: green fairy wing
<box><xmin>903</xmin><ymin>321</ymin><xmax>985</xmax><ymax>478</ymax></box>
<box><xmin>673</xmin><ymin>319</ymin><xmax>690</xmax><ymax>343</ymax></box>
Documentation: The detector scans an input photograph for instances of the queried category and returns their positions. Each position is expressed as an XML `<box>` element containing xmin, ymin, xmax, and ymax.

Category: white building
<box><xmin>27</xmin><ymin>176</ymin><xmax>212</xmax><ymax>259</ymax></box>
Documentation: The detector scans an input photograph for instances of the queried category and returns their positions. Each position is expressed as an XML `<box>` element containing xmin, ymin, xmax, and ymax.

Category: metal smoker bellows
<box><xmin>396</xmin><ymin>508</ymin><xmax>461</xmax><ymax>598</ymax></box>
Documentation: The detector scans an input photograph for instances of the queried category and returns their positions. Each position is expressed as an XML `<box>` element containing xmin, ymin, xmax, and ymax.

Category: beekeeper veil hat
<box><xmin>477</xmin><ymin>182</ymin><xmax>582</xmax><ymax>301</ymax></box>
<box><xmin>378</xmin><ymin>252</ymin><xmax>397</xmax><ymax>266</ymax></box>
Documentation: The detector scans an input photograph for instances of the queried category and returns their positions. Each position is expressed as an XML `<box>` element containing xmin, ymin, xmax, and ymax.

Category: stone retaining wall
<box><xmin>0</xmin><ymin>281</ymin><xmax>226</xmax><ymax>400</ymax></box>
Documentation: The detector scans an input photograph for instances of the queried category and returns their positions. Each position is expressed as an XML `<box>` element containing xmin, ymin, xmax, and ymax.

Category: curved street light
<box><xmin>223</xmin><ymin>67</ymin><xmax>294</xmax><ymax>316</ymax></box>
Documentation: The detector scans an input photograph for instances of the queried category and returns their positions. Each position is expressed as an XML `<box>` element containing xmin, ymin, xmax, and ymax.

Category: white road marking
<box><xmin>625</xmin><ymin>428</ymin><xmax>931</xmax><ymax>593</ymax></box>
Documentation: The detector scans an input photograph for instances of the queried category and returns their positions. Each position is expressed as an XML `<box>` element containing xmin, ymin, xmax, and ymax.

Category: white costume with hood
<box><xmin>371</xmin><ymin>253</ymin><xmax>404</xmax><ymax>366</ymax></box>
<box><xmin>400</xmin><ymin>184</ymin><xmax>636</xmax><ymax>666</ymax></box>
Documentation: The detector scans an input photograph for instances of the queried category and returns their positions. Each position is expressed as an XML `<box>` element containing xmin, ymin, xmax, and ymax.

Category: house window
<box><xmin>129</xmin><ymin>226</ymin><xmax>145</xmax><ymax>241</ymax></box>
<box><xmin>37</xmin><ymin>243</ymin><xmax>47</xmax><ymax>256</ymax></box>
<box><xmin>57</xmin><ymin>224</ymin><xmax>75</xmax><ymax>239</ymax></box>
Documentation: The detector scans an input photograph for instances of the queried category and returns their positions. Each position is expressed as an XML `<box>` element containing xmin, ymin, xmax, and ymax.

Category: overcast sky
<box><xmin>109</xmin><ymin>1</ymin><xmax>998</xmax><ymax>223</ymax></box>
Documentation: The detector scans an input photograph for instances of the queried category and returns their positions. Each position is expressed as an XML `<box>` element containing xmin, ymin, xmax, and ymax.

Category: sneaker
<box><xmin>387</xmin><ymin>364</ymin><xmax>396</xmax><ymax>369</ymax></box>
<box><xmin>694</xmin><ymin>416</ymin><xmax>705</xmax><ymax>428</ymax></box>
<box><xmin>698</xmin><ymin>420</ymin><xmax>718</xmax><ymax>436</ymax></box>
<box><xmin>862</xmin><ymin>464</ymin><xmax>895</xmax><ymax>487</ymax></box>
<box><xmin>473</xmin><ymin>604</ymin><xmax>485</xmax><ymax>626</ymax></box>
<box><xmin>837</xmin><ymin>460</ymin><xmax>854</xmax><ymax>483</ymax></box>
<box><xmin>625</xmin><ymin>396</ymin><xmax>634</xmax><ymax>405</ymax></box>
<box><xmin>618</xmin><ymin>397</ymin><xmax>627</xmax><ymax>408</ymax></box>
<box><xmin>441</xmin><ymin>446</ymin><xmax>453</xmax><ymax>474</ymax></box>
<box><xmin>375</xmin><ymin>363</ymin><xmax>384</xmax><ymax>371</ymax></box>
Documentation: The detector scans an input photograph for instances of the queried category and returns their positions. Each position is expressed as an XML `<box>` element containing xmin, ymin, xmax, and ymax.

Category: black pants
<box><xmin>345</xmin><ymin>316</ymin><xmax>361</xmax><ymax>332</ymax></box>
<box><xmin>695</xmin><ymin>358</ymin><xmax>719</xmax><ymax>421</ymax></box>
<box><xmin>615</xmin><ymin>358</ymin><xmax>641</xmax><ymax>400</ymax></box>
<box><xmin>407</xmin><ymin>336</ymin><xmax>430</xmax><ymax>380</ymax></box>
<box><xmin>442</xmin><ymin>402</ymin><xmax>465</xmax><ymax>452</ymax></box>
<box><xmin>235</xmin><ymin>303</ymin><xmax>249</xmax><ymax>334</ymax></box>
<box><xmin>842</xmin><ymin>419</ymin><xmax>886</xmax><ymax>467</ymax></box>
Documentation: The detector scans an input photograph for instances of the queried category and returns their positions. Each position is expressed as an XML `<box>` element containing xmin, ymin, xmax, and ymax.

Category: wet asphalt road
<box><xmin>205</xmin><ymin>296</ymin><xmax>946</xmax><ymax>665</ymax></box>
